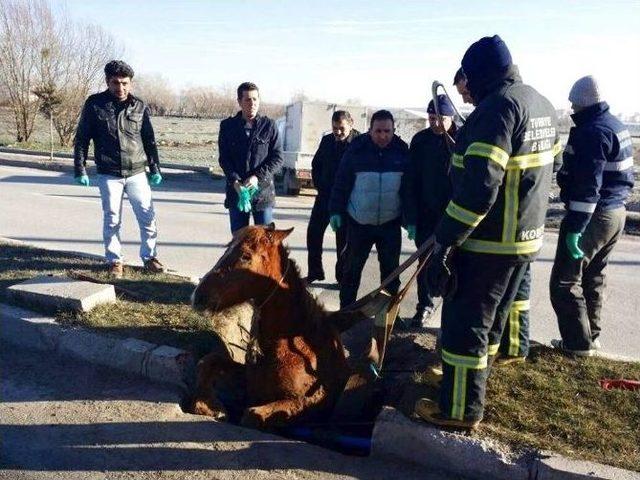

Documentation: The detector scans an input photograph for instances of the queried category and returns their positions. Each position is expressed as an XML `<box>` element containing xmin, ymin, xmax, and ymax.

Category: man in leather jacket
<box><xmin>74</xmin><ymin>60</ymin><xmax>164</xmax><ymax>279</ymax></box>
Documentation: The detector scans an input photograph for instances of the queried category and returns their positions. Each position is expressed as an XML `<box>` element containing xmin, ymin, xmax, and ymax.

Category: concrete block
<box><xmin>144</xmin><ymin>345</ymin><xmax>196</xmax><ymax>389</ymax></box>
<box><xmin>1</xmin><ymin>303</ymin><xmax>62</xmax><ymax>351</ymax></box>
<box><xmin>6</xmin><ymin>275</ymin><xmax>115</xmax><ymax>313</ymax></box>
<box><xmin>533</xmin><ymin>452</ymin><xmax>640</xmax><ymax>480</ymax></box>
<box><xmin>371</xmin><ymin>406</ymin><xmax>531</xmax><ymax>480</ymax></box>
<box><xmin>110</xmin><ymin>337</ymin><xmax>158</xmax><ymax>375</ymax></box>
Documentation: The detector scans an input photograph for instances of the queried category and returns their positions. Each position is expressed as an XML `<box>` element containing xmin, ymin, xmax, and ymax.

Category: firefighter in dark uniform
<box><xmin>550</xmin><ymin>75</ymin><xmax>634</xmax><ymax>356</ymax></box>
<box><xmin>305</xmin><ymin>111</ymin><xmax>360</xmax><ymax>284</ymax></box>
<box><xmin>414</xmin><ymin>35</ymin><xmax>562</xmax><ymax>429</ymax></box>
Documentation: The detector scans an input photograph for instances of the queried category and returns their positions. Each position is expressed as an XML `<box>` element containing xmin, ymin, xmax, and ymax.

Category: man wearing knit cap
<box><xmin>403</xmin><ymin>94</ymin><xmax>457</xmax><ymax>327</ymax></box>
<box><xmin>415</xmin><ymin>35</ymin><xmax>562</xmax><ymax>429</ymax></box>
<box><xmin>550</xmin><ymin>76</ymin><xmax>634</xmax><ymax>357</ymax></box>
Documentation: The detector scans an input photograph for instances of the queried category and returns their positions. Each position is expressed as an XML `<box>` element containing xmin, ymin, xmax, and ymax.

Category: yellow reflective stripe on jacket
<box><xmin>442</xmin><ymin>349</ymin><xmax>488</xmax><ymax>369</ymax></box>
<box><xmin>460</xmin><ymin>237</ymin><xmax>544</xmax><ymax>255</ymax></box>
<box><xmin>506</xmin><ymin>149</ymin><xmax>556</xmax><ymax>170</ymax></box>
<box><xmin>511</xmin><ymin>299</ymin><xmax>530</xmax><ymax>311</ymax></box>
<box><xmin>487</xmin><ymin>343</ymin><xmax>500</xmax><ymax>356</ymax></box>
<box><xmin>465</xmin><ymin>142</ymin><xmax>509</xmax><ymax>169</ymax></box>
<box><xmin>452</xmin><ymin>153</ymin><xmax>464</xmax><ymax>169</ymax></box>
<box><xmin>445</xmin><ymin>201</ymin><xmax>486</xmax><ymax>227</ymax></box>
<box><xmin>502</xmin><ymin>170</ymin><xmax>520</xmax><ymax>243</ymax></box>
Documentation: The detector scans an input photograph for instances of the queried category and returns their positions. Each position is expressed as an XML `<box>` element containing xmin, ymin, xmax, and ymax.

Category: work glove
<box><xmin>149</xmin><ymin>172</ymin><xmax>163</xmax><ymax>186</ymax></box>
<box><xmin>329</xmin><ymin>214</ymin><xmax>342</xmax><ymax>232</ymax></box>
<box><xmin>426</xmin><ymin>242</ymin><xmax>456</xmax><ymax>298</ymax></box>
<box><xmin>404</xmin><ymin>224</ymin><xmax>416</xmax><ymax>241</ymax></box>
<box><xmin>565</xmin><ymin>232</ymin><xmax>585</xmax><ymax>260</ymax></box>
<box><xmin>237</xmin><ymin>186</ymin><xmax>253</xmax><ymax>213</ymax></box>
<box><xmin>75</xmin><ymin>175</ymin><xmax>90</xmax><ymax>186</ymax></box>
<box><xmin>246</xmin><ymin>184</ymin><xmax>259</xmax><ymax>199</ymax></box>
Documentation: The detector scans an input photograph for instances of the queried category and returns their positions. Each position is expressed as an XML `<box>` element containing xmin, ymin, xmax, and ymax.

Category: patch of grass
<box><xmin>413</xmin><ymin>345</ymin><xmax>640</xmax><ymax>471</ymax></box>
<box><xmin>0</xmin><ymin>241</ymin><xmax>229</xmax><ymax>357</ymax></box>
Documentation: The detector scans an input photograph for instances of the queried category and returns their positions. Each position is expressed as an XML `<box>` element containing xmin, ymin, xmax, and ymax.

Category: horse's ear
<box><xmin>268</xmin><ymin>227</ymin><xmax>294</xmax><ymax>244</ymax></box>
<box><xmin>266</xmin><ymin>222</ymin><xmax>276</xmax><ymax>231</ymax></box>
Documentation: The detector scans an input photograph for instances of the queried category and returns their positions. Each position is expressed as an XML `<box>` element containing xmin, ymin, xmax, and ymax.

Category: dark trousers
<box><xmin>439</xmin><ymin>252</ymin><xmax>529</xmax><ymax>422</ymax></box>
<box><xmin>495</xmin><ymin>262</ymin><xmax>532</xmax><ymax>358</ymax></box>
<box><xmin>415</xmin><ymin>223</ymin><xmax>437</xmax><ymax>309</ymax></box>
<box><xmin>306</xmin><ymin>194</ymin><xmax>346</xmax><ymax>281</ymax></box>
<box><xmin>550</xmin><ymin>207</ymin><xmax>626</xmax><ymax>351</ymax></box>
<box><xmin>339</xmin><ymin>217</ymin><xmax>401</xmax><ymax>308</ymax></box>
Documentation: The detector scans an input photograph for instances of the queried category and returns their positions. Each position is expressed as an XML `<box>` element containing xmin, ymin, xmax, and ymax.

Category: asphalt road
<box><xmin>0</xmin><ymin>159</ymin><xmax>638</xmax><ymax>360</ymax></box>
<box><xmin>1</xmin><ymin>341</ymin><xmax>459</xmax><ymax>480</ymax></box>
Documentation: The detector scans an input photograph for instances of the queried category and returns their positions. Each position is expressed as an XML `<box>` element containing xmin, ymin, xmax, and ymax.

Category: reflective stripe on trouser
<box><xmin>96</xmin><ymin>173</ymin><xmax>158</xmax><ymax>263</ymax></box>
<box><xmin>496</xmin><ymin>262</ymin><xmax>532</xmax><ymax>357</ymax></box>
<box><xmin>439</xmin><ymin>252</ymin><xmax>529</xmax><ymax>421</ymax></box>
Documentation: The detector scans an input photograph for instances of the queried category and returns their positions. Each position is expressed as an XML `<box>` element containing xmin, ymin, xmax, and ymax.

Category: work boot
<box><xmin>494</xmin><ymin>354</ymin><xmax>526</xmax><ymax>366</ymax></box>
<box><xmin>420</xmin><ymin>365</ymin><xmax>443</xmax><ymax>387</ymax></box>
<box><xmin>410</xmin><ymin>304</ymin><xmax>436</xmax><ymax>328</ymax></box>
<box><xmin>143</xmin><ymin>257</ymin><xmax>165</xmax><ymax>274</ymax></box>
<box><xmin>109</xmin><ymin>262</ymin><xmax>124</xmax><ymax>279</ymax></box>
<box><xmin>550</xmin><ymin>339</ymin><xmax>595</xmax><ymax>357</ymax></box>
<box><xmin>414</xmin><ymin>398</ymin><xmax>480</xmax><ymax>430</ymax></box>
<box><xmin>304</xmin><ymin>271</ymin><xmax>325</xmax><ymax>284</ymax></box>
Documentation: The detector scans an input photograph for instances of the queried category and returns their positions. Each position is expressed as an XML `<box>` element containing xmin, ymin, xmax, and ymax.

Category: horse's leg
<box><xmin>240</xmin><ymin>386</ymin><xmax>328</xmax><ymax>428</ymax></box>
<box><xmin>191</xmin><ymin>352</ymin><xmax>236</xmax><ymax>420</ymax></box>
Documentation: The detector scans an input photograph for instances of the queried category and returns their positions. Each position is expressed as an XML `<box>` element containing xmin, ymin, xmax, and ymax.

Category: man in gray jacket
<box><xmin>74</xmin><ymin>60</ymin><xmax>163</xmax><ymax>279</ymax></box>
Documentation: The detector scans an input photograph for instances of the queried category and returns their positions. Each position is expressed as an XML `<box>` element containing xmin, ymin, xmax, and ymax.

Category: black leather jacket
<box><xmin>74</xmin><ymin>90</ymin><xmax>160</xmax><ymax>178</ymax></box>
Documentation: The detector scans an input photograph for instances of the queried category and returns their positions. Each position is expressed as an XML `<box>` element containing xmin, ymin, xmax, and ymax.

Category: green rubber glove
<box><xmin>149</xmin><ymin>173</ymin><xmax>163</xmax><ymax>186</ymax></box>
<box><xmin>246</xmin><ymin>184</ymin><xmax>259</xmax><ymax>199</ymax></box>
<box><xmin>565</xmin><ymin>232</ymin><xmax>584</xmax><ymax>260</ymax></box>
<box><xmin>237</xmin><ymin>187</ymin><xmax>253</xmax><ymax>213</ymax></box>
<box><xmin>75</xmin><ymin>175</ymin><xmax>90</xmax><ymax>186</ymax></box>
<box><xmin>405</xmin><ymin>224</ymin><xmax>416</xmax><ymax>241</ymax></box>
<box><xmin>329</xmin><ymin>214</ymin><xmax>342</xmax><ymax>232</ymax></box>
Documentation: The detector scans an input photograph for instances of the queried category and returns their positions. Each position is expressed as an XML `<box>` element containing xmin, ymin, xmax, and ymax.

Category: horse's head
<box><xmin>191</xmin><ymin>224</ymin><xmax>294</xmax><ymax>312</ymax></box>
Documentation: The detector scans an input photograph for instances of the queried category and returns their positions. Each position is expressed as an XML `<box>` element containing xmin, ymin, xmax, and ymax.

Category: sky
<box><xmin>64</xmin><ymin>0</ymin><xmax>640</xmax><ymax>115</ymax></box>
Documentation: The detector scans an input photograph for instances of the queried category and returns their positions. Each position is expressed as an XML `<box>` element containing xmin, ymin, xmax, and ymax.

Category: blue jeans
<box><xmin>95</xmin><ymin>172</ymin><xmax>158</xmax><ymax>264</ymax></box>
<box><xmin>228</xmin><ymin>205</ymin><xmax>274</xmax><ymax>233</ymax></box>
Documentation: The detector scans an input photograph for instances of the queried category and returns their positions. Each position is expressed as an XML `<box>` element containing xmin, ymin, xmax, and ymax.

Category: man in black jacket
<box><xmin>305</xmin><ymin>110</ymin><xmax>360</xmax><ymax>284</ymax></box>
<box><xmin>405</xmin><ymin>95</ymin><xmax>456</xmax><ymax>327</ymax></box>
<box><xmin>218</xmin><ymin>82</ymin><xmax>284</xmax><ymax>233</ymax></box>
<box><xmin>74</xmin><ymin>60</ymin><xmax>164</xmax><ymax>279</ymax></box>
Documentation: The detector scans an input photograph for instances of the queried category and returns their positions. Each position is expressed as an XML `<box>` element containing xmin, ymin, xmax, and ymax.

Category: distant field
<box><xmin>0</xmin><ymin>107</ymin><xmax>221</xmax><ymax>167</ymax></box>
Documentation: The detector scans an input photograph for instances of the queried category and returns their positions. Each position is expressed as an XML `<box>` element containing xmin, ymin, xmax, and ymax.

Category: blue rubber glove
<box><xmin>405</xmin><ymin>224</ymin><xmax>416</xmax><ymax>241</ymax></box>
<box><xmin>237</xmin><ymin>187</ymin><xmax>253</xmax><ymax>213</ymax></box>
<box><xmin>329</xmin><ymin>214</ymin><xmax>342</xmax><ymax>232</ymax></box>
<box><xmin>565</xmin><ymin>232</ymin><xmax>584</xmax><ymax>260</ymax></box>
<box><xmin>75</xmin><ymin>175</ymin><xmax>90</xmax><ymax>186</ymax></box>
<box><xmin>149</xmin><ymin>173</ymin><xmax>163</xmax><ymax>186</ymax></box>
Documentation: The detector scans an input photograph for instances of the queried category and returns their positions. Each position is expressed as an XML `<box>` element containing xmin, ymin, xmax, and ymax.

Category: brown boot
<box><xmin>494</xmin><ymin>354</ymin><xmax>526</xmax><ymax>366</ymax></box>
<box><xmin>109</xmin><ymin>262</ymin><xmax>124</xmax><ymax>279</ymax></box>
<box><xmin>414</xmin><ymin>398</ymin><xmax>480</xmax><ymax>430</ymax></box>
<box><xmin>143</xmin><ymin>257</ymin><xmax>165</xmax><ymax>274</ymax></box>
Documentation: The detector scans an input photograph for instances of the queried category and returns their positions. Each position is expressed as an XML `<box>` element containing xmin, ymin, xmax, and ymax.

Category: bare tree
<box><xmin>0</xmin><ymin>0</ymin><xmax>47</xmax><ymax>142</ymax></box>
<box><xmin>134</xmin><ymin>74</ymin><xmax>178</xmax><ymax>116</ymax></box>
<box><xmin>0</xmin><ymin>0</ymin><xmax>119</xmax><ymax>146</ymax></box>
<box><xmin>178</xmin><ymin>86</ymin><xmax>236</xmax><ymax>118</ymax></box>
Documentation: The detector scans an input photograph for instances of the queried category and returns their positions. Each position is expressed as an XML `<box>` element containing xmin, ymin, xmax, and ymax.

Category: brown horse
<box><xmin>190</xmin><ymin>224</ymin><xmax>365</xmax><ymax>427</ymax></box>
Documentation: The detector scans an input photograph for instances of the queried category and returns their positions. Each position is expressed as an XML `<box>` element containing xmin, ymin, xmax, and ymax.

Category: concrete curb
<box><xmin>372</xmin><ymin>407</ymin><xmax>640</xmax><ymax>480</ymax></box>
<box><xmin>0</xmin><ymin>303</ymin><xmax>196</xmax><ymax>391</ymax></box>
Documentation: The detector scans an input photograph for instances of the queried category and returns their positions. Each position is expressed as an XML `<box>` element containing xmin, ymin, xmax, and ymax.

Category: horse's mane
<box><xmin>278</xmin><ymin>244</ymin><xmax>329</xmax><ymax>331</ymax></box>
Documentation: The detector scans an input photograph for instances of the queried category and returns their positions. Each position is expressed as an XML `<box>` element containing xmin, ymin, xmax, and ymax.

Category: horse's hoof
<box><xmin>240</xmin><ymin>407</ymin><xmax>267</xmax><ymax>428</ymax></box>
<box><xmin>192</xmin><ymin>398</ymin><xmax>228</xmax><ymax>421</ymax></box>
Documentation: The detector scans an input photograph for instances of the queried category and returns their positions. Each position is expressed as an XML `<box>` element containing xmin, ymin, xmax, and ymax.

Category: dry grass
<box><xmin>413</xmin><ymin>345</ymin><xmax>640</xmax><ymax>471</ymax></box>
<box><xmin>0</xmin><ymin>241</ymin><xmax>233</xmax><ymax>357</ymax></box>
